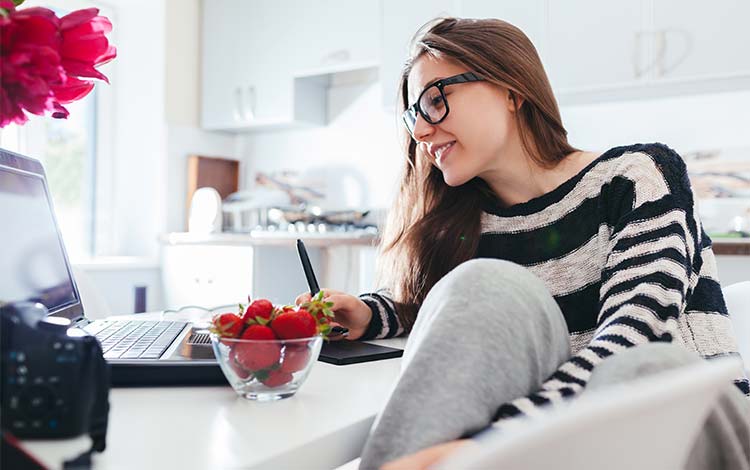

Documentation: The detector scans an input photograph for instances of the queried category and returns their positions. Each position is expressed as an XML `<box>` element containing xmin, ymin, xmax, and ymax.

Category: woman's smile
<box><xmin>433</xmin><ymin>140</ymin><xmax>456</xmax><ymax>166</ymax></box>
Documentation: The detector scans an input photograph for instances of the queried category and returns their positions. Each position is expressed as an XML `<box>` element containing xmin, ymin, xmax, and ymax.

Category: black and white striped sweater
<box><xmin>359</xmin><ymin>142</ymin><xmax>750</xmax><ymax>422</ymax></box>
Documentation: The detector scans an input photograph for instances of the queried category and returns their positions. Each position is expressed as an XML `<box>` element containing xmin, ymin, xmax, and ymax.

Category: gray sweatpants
<box><xmin>358</xmin><ymin>259</ymin><xmax>750</xmax><ymax>470</ymax></box>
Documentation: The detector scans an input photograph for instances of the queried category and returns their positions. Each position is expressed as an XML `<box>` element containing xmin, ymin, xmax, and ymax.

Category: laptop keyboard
<box><xmin>84</xmin><ymin>320</ymin><xmax>188</xmax><ymax>360</ymax></box>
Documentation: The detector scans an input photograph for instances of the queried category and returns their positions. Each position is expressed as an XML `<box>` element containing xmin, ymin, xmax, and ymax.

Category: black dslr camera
<box><xmin>0</xmin><ymin>302</ymin><xmax>109</xmax><ymax>453</ymax></box>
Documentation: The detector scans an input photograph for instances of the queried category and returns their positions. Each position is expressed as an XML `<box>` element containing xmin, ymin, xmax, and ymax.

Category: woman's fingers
<box><xmin>295</xmin><ymin>288</ymin><xmax>348</xmax><ymax>306</ymax></box>
<box><xmin>294</xmin><ymin>293</ymin><xmax>312</xmax><ymax>306</ymax></box>
<box><xmin>326</xmin><ymin>294</ymin><xmax>355</xmax><ymax>311</ymax></box>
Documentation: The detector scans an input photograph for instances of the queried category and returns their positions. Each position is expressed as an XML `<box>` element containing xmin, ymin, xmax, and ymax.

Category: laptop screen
<box><xmin>0</xmin><ymin>149</ymin><xmax>83</xmax><ymax>320</ymax></box>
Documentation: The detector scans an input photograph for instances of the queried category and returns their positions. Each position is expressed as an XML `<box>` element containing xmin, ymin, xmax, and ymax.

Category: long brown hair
<box><xmin>376</xmin><ymin>17</ymin><xmax>579</xmax><ymax>333</ymax></box>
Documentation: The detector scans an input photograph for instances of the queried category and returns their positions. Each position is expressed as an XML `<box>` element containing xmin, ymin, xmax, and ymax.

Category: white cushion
<box><xmin>723</xmin><ymin>281</ymin><xmax>750</xmax><ymax>371</ymax></box>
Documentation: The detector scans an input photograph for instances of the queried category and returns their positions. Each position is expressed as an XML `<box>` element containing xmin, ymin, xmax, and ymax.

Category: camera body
<box><xmin>0</xmin><ymin>302</ymin><xmax>109</xmax><ymax>450</ymax></box>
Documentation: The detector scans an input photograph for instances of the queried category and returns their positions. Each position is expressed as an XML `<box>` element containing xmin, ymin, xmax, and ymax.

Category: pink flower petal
<box><xmin>60</xmin><ymin>59</ymin><xmax>109</xmax><ymax>83</ymax></box>
<box><xmin>59</xmin><ymin>8</ymin><xmax>99</xmax><ymax>30</ymax></box>
<box><xmin>51</xmin><ymin>75</ymin><xmax>94</xmax><ymax>103</ymax></box>
<box><xmin>50</xmin><ymin>101</ymin><xmax>70</xmax><ymax>119</ymax></box>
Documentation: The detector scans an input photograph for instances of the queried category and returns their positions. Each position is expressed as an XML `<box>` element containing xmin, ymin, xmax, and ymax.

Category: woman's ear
<box><xmin>507</xmin><ymin>90</ymin><xmax>524</xmax><ymax>112</ymax></box>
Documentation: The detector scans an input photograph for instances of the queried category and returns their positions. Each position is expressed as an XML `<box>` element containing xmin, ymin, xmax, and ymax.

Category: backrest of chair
<box><xmin>723</xmin><ymin>281</ymin><xmax>750</xmax><ymax>368</ymax></box>
<box><xmin>437</xmin><ymin>358</ymin><xmax>740</xmax><ymax>470</ymax></box>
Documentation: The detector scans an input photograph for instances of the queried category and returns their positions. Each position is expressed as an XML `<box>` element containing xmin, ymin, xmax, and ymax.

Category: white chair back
<box><xmin>437</xmin><ymin>358</ymin><xmax>740</xmax><ymax>470</ymax></box>
<box><xmin>723</xmin><ymin>281</ymin><xmax>750</xmax><ymax>370</ymax></box>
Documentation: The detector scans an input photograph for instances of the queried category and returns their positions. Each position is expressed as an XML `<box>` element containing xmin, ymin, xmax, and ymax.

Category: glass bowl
<box><xmin>210</xmin><ymin>333</ymin><xmax>323</xmax><ymax>401</ymax></box>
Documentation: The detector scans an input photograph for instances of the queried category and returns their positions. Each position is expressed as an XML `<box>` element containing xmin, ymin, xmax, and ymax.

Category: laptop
<box><xmin>0</xmin><ymin>148</ymin><xmax>225</xmax><ymax>386</ymax></box>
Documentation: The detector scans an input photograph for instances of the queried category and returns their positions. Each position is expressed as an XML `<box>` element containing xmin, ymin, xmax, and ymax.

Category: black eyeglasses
<box><xmin>402</xmin><ymin>72</ymin><xmax>484</xmax><ymax>137</ymax></box>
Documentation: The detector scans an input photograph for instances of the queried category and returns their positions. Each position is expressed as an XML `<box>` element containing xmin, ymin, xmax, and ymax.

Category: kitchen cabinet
<box><xmin>381</xmin><ymin>0</ymin><xmax>750</xmax><ymax>109</ymax></box>
<box><xmin>160</xmin><ymin>234</ymin><xmax>378</xmax><ymax>309</ymax></box>
<box><xmin>381</xmin><ymin>0</ymin><xmax>458</xmax><ymax>109</ymax></box>
<box><xmin>161</xmin><ymin>244</ymin><xmax>254</xmax><ymax>309</ymax></box>
<box><xmin>651</xmin><ymin>0</ymin><xmax>750</xmax><ymax>82</ymax></box>
<box><xmin>546</xmin><ymin>1</ymin><xmax>647</xmax><ymax>92</ymax></box>
<box><xmin>459</xmin><ymin>0</ymin><xmax>547</xmax><ymax>58</ymax></box>
<box><xmin>201</xmin><ymin>0</ymin><xmax>379</xmax><ymax>132</ymax></box>
<box><xmin>548</xmin><ymin>0</ymin><xmax>750</xmax><ymax>103</ymax></box>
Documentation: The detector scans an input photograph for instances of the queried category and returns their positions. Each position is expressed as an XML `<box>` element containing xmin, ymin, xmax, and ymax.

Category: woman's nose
<box><xmin>412</xmin><ymin>113</ymin><xmax>435</xmax><ymax>142</ymax></box>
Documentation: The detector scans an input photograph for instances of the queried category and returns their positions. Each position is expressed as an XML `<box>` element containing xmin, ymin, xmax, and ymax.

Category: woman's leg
<box><xmin>358</xmin><ymin>259</ymin><xmax>571</xmax><ymax>470</ymax></box>
<box><xmin>583</xmin><ymin>343</ymin><xmax>750</xmax><ymax>470</ymax></box>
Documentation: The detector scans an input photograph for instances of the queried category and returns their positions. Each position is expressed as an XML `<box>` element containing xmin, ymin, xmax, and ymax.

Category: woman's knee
<box><xmin>436</xmin><ymin>259</ymin><xmax>544</xmax><ymax>295</ymax></box>
<box><xmin>420</xmin><ymin>259</ymin><xmax>567</xmax><ymax>339</ymax></box>
<box><xmin>587</xmin><ymin>342</ymin><xmax>701</xmax><ymax>390</ymax></box>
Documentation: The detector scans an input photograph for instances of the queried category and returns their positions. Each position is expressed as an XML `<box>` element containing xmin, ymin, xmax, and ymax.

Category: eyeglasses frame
<box><xmin>402</xmin><ymin>72</ymin><xmax>484</xmax><ymax>136</ymax></box>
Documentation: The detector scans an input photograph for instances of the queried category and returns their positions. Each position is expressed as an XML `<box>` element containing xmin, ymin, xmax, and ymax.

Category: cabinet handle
<box><xmin>320</xmin><ymin>49</ymin><xmax>351</xmax><ymax>66</ymax></box>
<box><xmin>634</xmin><ymin>31</ymin><xmax>648</xmax><ymax>79</ymax></box>
<box><xmin>233</xmin><ymin>87</ymin><xmax>243</xmax><ymax>122</ymax></box>
<box><xmin>634</xmin><ymin>30</ymin><xmax>661</xmax><ymax>79</ymax></box>
<box><xmin>243</xmin><ymin>86</ymin><xmax>256</xmax><ymax>120</ymax></box>
<box><xmin>659</xmin><ymin>29</ymin><xmax>693</xmax><ymax>77</ymax></box>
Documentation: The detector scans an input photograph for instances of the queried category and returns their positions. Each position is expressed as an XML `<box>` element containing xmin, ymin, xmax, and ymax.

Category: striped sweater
<box><xmin>359</xmin><ymin>142</ymin><xmax>750</xmax><ymax>422</ymax></box>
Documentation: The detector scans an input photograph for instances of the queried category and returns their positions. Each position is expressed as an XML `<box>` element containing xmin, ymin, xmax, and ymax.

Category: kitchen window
<box><xmin>0</xmin><ymin>0</ymin><xmax>117</xmax><ymax>262</ymax></box>
<box><xmin>0</xmin><ymin>91</ymin><xmax>109</xmax><ymax>260</ymax></box>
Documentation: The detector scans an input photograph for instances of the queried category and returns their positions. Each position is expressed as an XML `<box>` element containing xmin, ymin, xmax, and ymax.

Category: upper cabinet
<box><xmin>546</xmin><ymin>1</ymin><xmax>647</xmax><ymax>92</ymax></box>
<box><xmin>380</xmin><ymin>0</ymin><xmax>458</xmax><ymax>109</ymax></box>
<box><xmin>203</xmin><ymin>0</ymin><xmax>750</xmax><ymax>131</ymax></box>
<box><xmin>651</xmin><ymin>0</ymin><xmax>750</xmax><ymax>81</ymax></box>
<box><xmin>380</xmin><ymin>0</ymin><xmax>547</xmax><ymax>109</ymax></box>
<box><xmin>548</xmin><ymin>0</ymin><xmax>750</xmax><ymax>103</ymax></box>
<box><xmin>201</xmin><ymin>0</ymin><xmax>379</xmax><ymax>132</ymax></box>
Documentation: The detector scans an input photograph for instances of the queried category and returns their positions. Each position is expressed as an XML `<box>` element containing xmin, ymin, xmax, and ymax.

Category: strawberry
<box><xmin>242</xmin><ymin>299</ymin><xmax>274</xmax><ymax>326</ymax></box>
<box><xmin>209</xmin><ymin>312</ymin><xmax>244</xmax><ymax>338</ymax></box>
<box><xmin>270</xmin><ymin>308</ymin><xmax>317</xmax><ymax>339</ymax></box>
<box><xmin>300</xmin><ymin>291</ymin><xmax>336</xmax><ymax>338</ymax></box>
<box><xmin>261</xmin><ymin>369</ymin><xmax>293</xmax><ymax>388</ymax></box>
<box><xmin>228</xmin><ymin>350</ymin><xmax>253</xmax><ymax>379</ymax></box>
<box><xmin>280</xmin><ymin>344</ymin><xmax>311</xmax><ymax>373</ymax></box>
<box><xmin>233</xmin><ymin>325</ymin><xmax>280</xmax><ymax>371</ymax></box>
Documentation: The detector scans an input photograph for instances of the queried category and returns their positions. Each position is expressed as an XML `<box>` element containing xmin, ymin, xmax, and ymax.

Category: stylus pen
<box><xmin>296</xmin><ymin>239</ymin><xmax>320</xmax><ymax>296</ymax></box>
<box><xmin>296</xmin><ymin>239</ymin><xmax>348</xmax><ymax>337</ymax></box>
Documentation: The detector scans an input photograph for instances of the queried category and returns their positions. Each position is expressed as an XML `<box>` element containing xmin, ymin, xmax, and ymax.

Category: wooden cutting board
<box><xmin>186</xmin><ymin>155</ymin><xmax>239</xmax><ymax>229</ymax></box>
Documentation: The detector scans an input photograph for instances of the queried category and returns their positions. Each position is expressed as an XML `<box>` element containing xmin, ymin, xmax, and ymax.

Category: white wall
<box><xmin>103</xmin><ymin>0</ymin><xmax>168</xmax><ymax>258</ymax></box>
<box><xmin>562</xmin><ymin>90</ymin><xmax>750</xmax><ymax>153</ymax></box>
<box><xmin>76</xmin><ymin>0</ymin><xmax>237</xmax><ymax>313</ymax></box>
<box><xmin>240</xmin><ymin>80</ymin><xmax>403</xmax><ymax>210</ymax></box>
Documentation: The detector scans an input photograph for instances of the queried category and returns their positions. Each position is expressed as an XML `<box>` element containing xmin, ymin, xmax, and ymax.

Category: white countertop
<box><xmin>20</xmin><ymin>329</ymin><xmax>406</xmax><ymax>470</ymax></box>
<box><xmin>160</xmin><ymin>231</ymin><xmax>380</xmax><ymax>247</ymax></box>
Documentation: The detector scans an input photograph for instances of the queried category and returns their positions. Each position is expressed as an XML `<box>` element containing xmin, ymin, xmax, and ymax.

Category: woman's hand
<box><xmin>294</xmin><ymin>289</ymin><xmax>372</xmax><ymax>340</ymax></box>
<box><xmin>380</xmin><ymin>439</ymin><xmax>476</xmax><ymax>470</ymax></box>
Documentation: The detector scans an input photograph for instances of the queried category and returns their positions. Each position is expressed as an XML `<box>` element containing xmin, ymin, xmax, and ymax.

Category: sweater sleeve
<box><xmin>491</xmin><ymin>144</ymin><xmax>702</xmax><ymax>423</ymax></box>
<box><xmin>358</xmin><ymin>289</ymin><xmax>406</xmax><ymax>340</ymax></box>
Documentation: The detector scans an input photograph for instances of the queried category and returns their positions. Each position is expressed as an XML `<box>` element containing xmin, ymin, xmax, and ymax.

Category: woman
<box><xmin>296</xmin><ymin>17</ymin><xmax>750</xmax><ymax>470</ymax></box>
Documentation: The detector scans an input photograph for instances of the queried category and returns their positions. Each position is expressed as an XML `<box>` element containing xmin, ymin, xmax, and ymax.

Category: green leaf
<box><xmin>13</xmin><ymin>0</ymin><xmax>26</xmax><ymax>7</ymax></box>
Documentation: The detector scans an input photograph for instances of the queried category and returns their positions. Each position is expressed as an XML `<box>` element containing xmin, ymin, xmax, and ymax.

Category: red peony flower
<box><xmin>0</xmin><ymin>1</ymin><xmax>116</xmax><ymax>127</ymax></box>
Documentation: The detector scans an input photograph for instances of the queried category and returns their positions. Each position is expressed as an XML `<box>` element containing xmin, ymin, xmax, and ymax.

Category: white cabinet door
<box><xmin>201</xmin><ymin>0</ymin><xmax>289</xmax><ymax>128</ymax></box>
<box><xmin>285</xmin><ymin>0</ymin><xmax>380</xmax><ymax>72</ymax></box>
<box><xmin>221</xmin><ymin>0</ymin><xmax>294</xmax><ymax>125</ymax></box>
<box><xmin>161</xmin><ymin>245</ymin><xmax>254</xmax><ymax>309</ymax></box>
<box><xmin>458</xmin><ymin>0</ymin><xmax>547</xmax><ymax>62</ymax></box>
<box><xmin>201</xmin><ymin>0</ymin><xmax>245</xmax><ymax>129</ymax></box>
<box><xmin>546</xmin><ymin>0</ymin><xmax>647</xmax><ymax>92</ymax></box>
<box><xmin>652</xmin><ymin>0</ymin><xmax>750</xmax><ymax>81</ymax></box>
<box><xmin>381</xmin><ymin>0</ymin><xmax>458</xmax><ymax>109</ymax></box>
<box><xmin>202</xmin><ymin>0</ymin><xmax>380</xmax><ymax>130</ymax></box>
